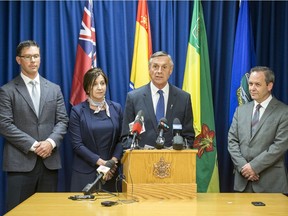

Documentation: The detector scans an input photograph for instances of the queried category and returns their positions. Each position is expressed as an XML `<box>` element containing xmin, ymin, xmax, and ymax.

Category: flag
<box><xmin>229</xmin><ymin>0</ymin><xmax>256</xmax><ymax>123</ymax></box>
<box><xmin>70</xmin><ymin>0</ymin><xmax>97</xmax><ymax>106</ymax></box>
<box><xmin>182</xmin><ymin>0</ymin><xmax>219</xmax><ymax>192</ymax></box>
<box><xmin>129</xmin><ymin>0</ymin><xmax>152</xmax><ymax>90</ymax></box>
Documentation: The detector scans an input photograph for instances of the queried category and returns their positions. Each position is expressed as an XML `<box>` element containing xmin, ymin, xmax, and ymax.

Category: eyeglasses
<box><xmin>19</xmin><ymin>54</ymin><xmax>40</xmax><ymax>62</ymax></box>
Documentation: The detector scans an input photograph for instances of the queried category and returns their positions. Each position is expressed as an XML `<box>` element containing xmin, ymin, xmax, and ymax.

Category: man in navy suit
<box><xmin>0</xmin><ymin>40</ymin><xmax>68</xmax><ymax>212</ymax></box>
<box><xmin>121</xmin><ymin>51</ymin><xmax>195</xmax><ymax>148</ymax></box>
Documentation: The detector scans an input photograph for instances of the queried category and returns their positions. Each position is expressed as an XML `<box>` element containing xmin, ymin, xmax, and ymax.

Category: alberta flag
<box><xmin>70</xmin><ymin>0</ymin><xmax>97</xmax><ymax>106</ymax></box>
<box><xmin>129</xmin><ymin>0</ymin><xmax>152</xmax><ymax>90</ymax></box>
<box><xmin>182</xmin><ymin>0</ymin><xmax>219</xmax><ymax>192</ymax></box>
<box><xmin>229</xmin><ymin>0</ymin><xmax>256</xmax><ymax>123</ymax></box>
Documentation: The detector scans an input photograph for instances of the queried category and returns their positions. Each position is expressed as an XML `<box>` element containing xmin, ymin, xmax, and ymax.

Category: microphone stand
<box><xmin>131</xmin><ymin>134</ymin><xmax>141</xmax><ymax>150</ymax></box>
<box><xmin>96</xmin><ymin>179</ymin><xmax>117</xmax><ymax>197</ymax></box>
<box><xmin>82</xmin><ymin>173</ymin><xmax>116</xmax><ymax>197</ymax></box>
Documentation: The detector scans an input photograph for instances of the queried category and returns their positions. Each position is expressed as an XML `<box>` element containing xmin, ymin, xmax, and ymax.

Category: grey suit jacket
<box><xmin>121</xmin><ymin>83</ymin><xmax>195</xmax><ymax>148</ymax></box>
<box><xmin>0</xmin><ymin>75</ymin><xmax>69</xmax><ymax>172</ymax></box>
<box><xmin>228</xmin><ymin>97</ymin><xmax>288</xmax><ymax>193</ymax></box>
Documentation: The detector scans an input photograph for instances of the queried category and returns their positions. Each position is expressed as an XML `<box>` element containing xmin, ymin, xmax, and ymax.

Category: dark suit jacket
<box><xmin>0</xmin><ymin>75</ymin><xmax>69</xmax><ymax>172</ymax></box>
<box><xmin>121</xmin><ymin>83</ymin><xmax>195</xmax><ymax>148</ymax></box>
<box><xmin>69</xmin><ymin>100</ymin><xmax>123</xmax><ymax>173</ymax></box>
<box><xmin>228</xmin><ymin>97</ymin><xmax>288</xmax><ymax>193</ymax></box>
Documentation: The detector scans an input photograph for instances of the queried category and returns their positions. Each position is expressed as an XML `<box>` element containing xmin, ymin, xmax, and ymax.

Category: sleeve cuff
<box><xmin>46</xmin><ymin>138</ymin><xmax>56</xmax><ymax>149</ymax></box>
<box><xmin>30</xmin><ymin>141</ymin><xmax>38</xmax><ymax>151</ymax></box>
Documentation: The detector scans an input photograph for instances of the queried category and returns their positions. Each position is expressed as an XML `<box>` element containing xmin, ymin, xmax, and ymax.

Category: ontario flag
<box><xmin>129</xmin><ymin>0</ymin><xmax>152</xmax><ymax>90</ymax></box>
<box><xmin>182</xmin><ymin>0</ymin><xmax>219</xmax><ymax>192</ymax></box>
<box><xmin>70</xmin><ymin>0</ymin><xmax>97</xmax><ymax>106</ymax></box>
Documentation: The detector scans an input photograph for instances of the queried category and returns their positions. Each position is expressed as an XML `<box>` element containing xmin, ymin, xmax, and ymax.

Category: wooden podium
<box><xmin>121</xmin><ymin>149</ymin><xmax>197</xmax><ymax>199</ymax></box>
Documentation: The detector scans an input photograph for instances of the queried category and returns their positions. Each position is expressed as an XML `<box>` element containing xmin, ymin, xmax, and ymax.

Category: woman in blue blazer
<box><xmin>69</xmin><ymin>68</ymin><xmax>123</xmax><ymax>193</ymax></box>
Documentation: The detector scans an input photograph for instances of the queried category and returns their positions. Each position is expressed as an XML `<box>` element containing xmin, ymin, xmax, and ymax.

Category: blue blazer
<box><xmin>69</xmin><ymin>100</ymin><xmax>123</xmax><ymax>173</ymax></box>
<box><xmin>121</xmin><ymin>83</ymin><xmax>195</xmax><ymax>148</ymax></box>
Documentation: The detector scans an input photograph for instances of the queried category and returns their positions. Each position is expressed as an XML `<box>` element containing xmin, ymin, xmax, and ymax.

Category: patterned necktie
<box><xmin>30</xmin><ymin>80</ymin><xmax>40</xmax><ymax>116</ymax></box>
<box><xmin>156</xmin><ymin>90</ymin><xmax>164</xmax><ymax>123</ymax></box>
<box><xmin>251</xmin><ymin>104</ymin><xmax>261</xmax><ymax>135</ymax></box>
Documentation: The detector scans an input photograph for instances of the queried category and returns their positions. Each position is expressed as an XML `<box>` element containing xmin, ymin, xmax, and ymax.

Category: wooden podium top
<box><xmin>121</xmin><ymin>149</ymin><xmax>198</xmax><ymax>162</ymax></box>
<box><xmin>5</xmin><ymin>193</ymin><xmax>288</xmax><ymax>216</ymax></box>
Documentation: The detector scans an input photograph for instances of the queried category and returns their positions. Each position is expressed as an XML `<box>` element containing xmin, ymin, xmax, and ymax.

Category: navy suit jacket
<box><xmin>69</xmin><ymin>100</ymin><xmax>123</xmax><ymax>173</ymax></box>
<box><xmin>0</xmin><ymin>75</ymin><xmax>68</xmax><ymax>172</ymax></box>
<box><xmin>121</xmin><ymin>83</ymin><xmax>195</xmax><ymax>148</ymax></box>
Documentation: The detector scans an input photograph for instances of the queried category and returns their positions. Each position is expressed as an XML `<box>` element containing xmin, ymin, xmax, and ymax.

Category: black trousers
<box><xmin>5</xmin><ymin>157</ymin><xmax>58</xmax><ymax>213</ymax></box>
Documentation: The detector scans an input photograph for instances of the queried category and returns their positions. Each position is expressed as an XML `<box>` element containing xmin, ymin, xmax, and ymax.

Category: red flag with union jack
<box><xmin>70</xmin><ymin>0</ymin><xmax>96</xmax><ymax>106</ymax></box>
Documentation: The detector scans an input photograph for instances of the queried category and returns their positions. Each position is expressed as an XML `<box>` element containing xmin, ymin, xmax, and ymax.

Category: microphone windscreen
<box><xmin>105</xmin><ymin>159</ymin><xmax>116</xmax><ymax>168</ymax></box>
<box><xmin>173</xmin><ymin>118</ymin><xmax>180</xmax><ymax>124</ymax></box>
<box><xmin>136</xmin><ymin>110</ymin><xmax>144</xmax><ymax>119</ymax></box>
<box><xmin>159</xmin><ymin>117</ymin><xmax>168</xmax><ymax>124</ymax></box>
<box><xmin>173</xmin><ymin>118</ymin><xmax>182</xmax><ymax>130</ymax></box>
<box><xmin>134</xmin><ymin>110</ymin><xmax>144</xmax><ymax>124</ymax></box>
<box><xmin>158</xmin><ymin>118</ymin><xmax>169</xmax><ymax>131</ymax></box>
<box><xmin>132</xmin><ymin>121</ymin><xmax>142</xmax><ymax>134</ymax></box>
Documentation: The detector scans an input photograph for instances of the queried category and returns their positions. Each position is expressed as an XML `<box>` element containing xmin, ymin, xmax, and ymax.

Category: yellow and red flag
<box><xmin>129</xmin><ymin>0</ymin><xmax>152</xmax><ymax>90</ymax></box>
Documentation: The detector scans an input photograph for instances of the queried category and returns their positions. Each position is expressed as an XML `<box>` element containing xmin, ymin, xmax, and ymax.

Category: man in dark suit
<box><xmin>121</xmin><ymin>51</ymin><xmax>195</xmax><ymax>149</ymax></box>
<box><xmin>228</xmin><ymin>66</ymin><xmax>288</xmax><ymax>193</ymax></box>
<box><xmin>0</xmin><ymin>40</ymin><xmax>69</xmax><ymax>212</ymax></box>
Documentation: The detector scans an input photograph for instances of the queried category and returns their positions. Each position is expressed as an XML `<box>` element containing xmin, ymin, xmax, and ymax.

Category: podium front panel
<box><xmin>121</xmin><ymin>149</ymin><xmax>197</xmax><ymax>199</ymax></box>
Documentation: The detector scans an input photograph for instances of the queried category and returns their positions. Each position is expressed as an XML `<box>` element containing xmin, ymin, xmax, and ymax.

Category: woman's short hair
<box><xmin>83</xmin><ymin>68</ymin><xmax>108</xmax><ymax>94</ymax></box>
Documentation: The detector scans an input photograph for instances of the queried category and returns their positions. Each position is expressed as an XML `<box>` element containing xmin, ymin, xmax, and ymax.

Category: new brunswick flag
<box><xmin>129</xmin><ymin>0</ymin><xmax>152</xmax><ymax>90</ymax></box>
<box><xmin>182</xmin><ymin>0</ymin><xmax>219</xmax><ymax>192</ymax></box>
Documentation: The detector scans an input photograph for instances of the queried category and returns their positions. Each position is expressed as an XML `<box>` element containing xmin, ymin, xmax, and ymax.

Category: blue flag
<box><xmin>229</xmin><ymin>0</ymin><xmax>256</xmax><ymax>123</ymax></box>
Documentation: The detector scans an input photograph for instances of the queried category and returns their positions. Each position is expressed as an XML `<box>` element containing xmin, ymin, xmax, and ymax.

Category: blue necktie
<box><xmin>156</xmin><ymin>90</ymin><xmax>164</xmax><ymax>123</ymax></box>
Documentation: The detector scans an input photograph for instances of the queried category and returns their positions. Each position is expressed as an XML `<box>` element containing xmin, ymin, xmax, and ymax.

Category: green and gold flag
<box><xmin>182</xmin><ymin>0</ymin><xmax>219</xmax><ymax>192</ymax></box>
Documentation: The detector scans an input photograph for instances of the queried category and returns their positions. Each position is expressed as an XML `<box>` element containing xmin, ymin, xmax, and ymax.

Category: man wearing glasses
<box><xmin>0</xmin><ymin>40</ymin><xmax>69</xmax><ymax>212</ymax></box>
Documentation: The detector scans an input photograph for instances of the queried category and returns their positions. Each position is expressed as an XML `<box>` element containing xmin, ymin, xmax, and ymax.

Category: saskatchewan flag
<box><xmin>182</xmin><ymin>0</ymin><xmax>219</xmax><ymax>192</ymax></box>
<box><xmin>129</xmin><ymin>0</ymin><xmax>152</xmax><ymax>90</ymax></box>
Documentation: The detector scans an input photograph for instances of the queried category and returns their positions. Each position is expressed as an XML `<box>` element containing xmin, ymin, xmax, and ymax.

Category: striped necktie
<box><xmin>251</xmin><ymin>104</ymin><xmax>261</xmax><ymax>135</ymax></box>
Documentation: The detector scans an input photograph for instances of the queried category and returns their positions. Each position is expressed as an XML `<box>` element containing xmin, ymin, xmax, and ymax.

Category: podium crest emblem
<box><xmin>153</xmin><ymin>157</ymin><xmax>171</xmax><ymax>179</ymax></box>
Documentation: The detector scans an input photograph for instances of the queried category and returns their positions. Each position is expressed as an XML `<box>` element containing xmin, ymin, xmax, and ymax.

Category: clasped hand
<box><xmin>97</xmin><ymin>158</ymin><xmax>118</xmax><ymax>181</ymax></box>
<box><xmin>34</xmin><ymin>141</ymin><xmax>53</xmax><ymax>159</ymax></box>
<box><xmin>241</xmin><ymin>163</ymin><xmax>260</xmax><ymax>181</ymax></box>
<box><xmin>103</xmin><ymin>163</ymin><xmax>117</xmax><ymax>181</ymax></box>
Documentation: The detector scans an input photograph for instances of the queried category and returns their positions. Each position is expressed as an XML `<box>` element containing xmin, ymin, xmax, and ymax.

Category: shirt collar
<box><xmin>150</xmin><ymin>82</ymin><xmax>169</xmax><ymax>96</ymax></box>
<box><xmin>254</xmin><ymin>95</ymin><xmax>273</xmax><ymax>109</ymax></box>
<box><xmin>21</xmin><ymin>72</ymin><xmax>40</xmax><ymax>85</ymax></box>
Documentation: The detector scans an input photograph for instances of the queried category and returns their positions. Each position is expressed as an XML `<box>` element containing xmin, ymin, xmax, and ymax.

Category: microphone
<box><xmin>155</xmin><ymin>118</ymin><xmax>169</xmax><ymax>149</ymax></box>
<box><xmin>82</xmin><ymin>160</ymin><xmax>116</xmax><ymax>195</ymax></box>
<box><xmin>131</xmin><ymin>110</ymin><xmax>144</xmax><ymax>149</ymax></box>
<box><xmin>172</xmin><ymin>118</ymin><xmax>184</xmax><ymax>150</ymax></box>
